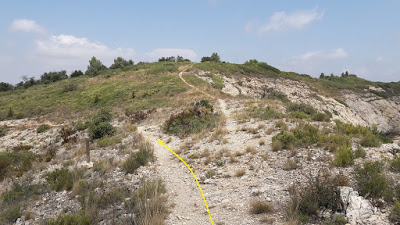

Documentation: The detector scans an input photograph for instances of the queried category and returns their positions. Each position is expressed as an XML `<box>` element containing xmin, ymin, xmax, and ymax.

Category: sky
<box><xmin>0</xmin><ymin>0</ymin><xmax>399</xmax><ymax>84</ymax></box>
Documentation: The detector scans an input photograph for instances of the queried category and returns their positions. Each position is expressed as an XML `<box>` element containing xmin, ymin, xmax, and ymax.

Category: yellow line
<box><xmin>158</xmin><ymin>140</ymin><xmax>214</xmax><ymax>225</ymax></box>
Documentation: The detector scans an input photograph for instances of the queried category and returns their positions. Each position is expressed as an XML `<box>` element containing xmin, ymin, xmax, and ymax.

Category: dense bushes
<box><xmin>0</xmin><ymin>126</ymin><xmax>7</xmax><ymax>137</ymax></box>
<box><xmin>110</xmin><ymin>57</ymin><xmax>134</xmax><ymax>70</ymax></box>
<box><xmin>355</xmin><ymin>161</ymin><xmax>392</xmax><ymax>201</ymax></box>
<box><xmin>288</xmin><ymin>173</ymin><xmax>346</xmax><ymax>222</ymax></box>
<box><xmin>40</xmin><ymin>70</ymin><xmax>68</xmax><ymax>84</ymax></box>
<box><xmin>249</xmin><ymin>106</ymin><xmax>283</xmax><ymax>120</ymax></box>
<box><xmin>37</xmin><ymin>124</ymin><xmax>51</xmax><ymax>133</ymax></box>
<box><xmin>47</xmin><ymin>213</ymin><xmax>91</xmax><ymax>225</ymax></box>
<box><xmin>122</xmin><ymin>147</ymin><xmax>154</xmax><ymax>174</ymax></box>
<box><xmin>46</xmin><ymin>168</ymin><xmax>79</xmax><ymax>192</ymax></box>
<box><xmin>85</xmin><ymin>56</ymin><xmax>107</xmax><ymax>77</ymax></box>
<box><xmin>272</xmin><ymin>123</ymin><xmax>319</xmax><ymax>150</ymax></box>
<box><xmin>164</xmin><ymin>100</ymin><xmax>221</xmax><ymax>137</ymax></box>
<box><xmin>201</xmin><ymin>52</ymin><xmax>221</xmax><ymax>63</ymax></box>
<box><xmin>0</xmin><ymin>150</ymin><xmax>36</xmax><ymax>181</ymax></box>
<box><xmin>88</xmin><ymin>109</ymin><xmax>116</xmax><ymax>140</ymax></box>
<box><xmin>210</xmin><ymin>75</ymin><xmax>224</xmax><ymax>90</ymax></box>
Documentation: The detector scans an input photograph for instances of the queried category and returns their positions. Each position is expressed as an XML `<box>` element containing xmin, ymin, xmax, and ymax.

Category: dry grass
<box><xmin>246</xmin><ymin>146</ymin><xmax>257</xmax><ymax>155</ymax></box>
<box><xmin>234</xmin><ymin>151</ymin><xmax>244</xmax><ymax>157</ymax></box>
<box><xmin>282</xmin><ymin>159</ymin><xmax>300</xmax><ymax>171</ymax></box>
<box><xmin>230</xmin><ymin>155</ymin><xmax>239</xmax><ymax>163</ymax></box>
<box><xmin>265</xmin><ymin>127</ymin><xmax>274</xmax><ymax>135</ymax></box>
<box><xmin>235</xmin><ymin>169</ymin><xmax>246</xmax><ymax>177</ymax></box>
<box><xmin>259</xmin><ymin>140</ymin><xmax>265</xmax><ymax>146</ymax></box>
<box><xmin>249</xmin><ymin>200</ymin><xmax>274</xmax><ymax>214</ymax></box>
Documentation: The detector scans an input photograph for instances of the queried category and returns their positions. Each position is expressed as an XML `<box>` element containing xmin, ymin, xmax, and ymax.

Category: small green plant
<box><xmin>0</xmin><ymin>150</ymin><xmax>36</xmax><ymax>181</ymax></box>
<box><xmin>355</xmin><ymin>161</ymin><xmax>392</xmax><ymax>201</ymax></box>
<box><xmin>323</xmin><ymin>215</ymin><xmax>348</xmax><ymax>225</ymax></box>
<box><xmin>390</xmin><ymin>201</ymin><xmax>400</xmax><ymax>223</ymax></box>
<box><xmin>287</xmin><ymin>103</ymin><xmax>317</xmax><ymax>115</ymax></box>
<box><xmin>97</xmin><ymin>135</ymin><xmax>123</xmax><ymax>148</ymax></box>
<box><xmin>205</xmin><ymin>170</ymin><xmax>216</xmax><ymax>178</ymax></box>
<box><xmin>46</xmin><ymin>168</ymin><xmax>76</xmax><ymax>191</ymax></box>
<box><xmin>37</xmin><ymin>124</ymin><xmax>51</xmax><ymax>133</ymax></box>
<box><xmin>0</xmin><ymin>126</ymin><xmax>8</xmax><ymax>137</ymax></box>
<box><xmin>248</xmin><ymin>106</ymin><xmax>283</xmax><ymax>120</ymax></box>
<box><xmin>122</xmin><ymin>146</ymin><xmax>154</xmax><ymax>174</ymax></box>
<box><xmin>333</xmin><ymin>146</ymin><xmax>354</xmax><ymax>167</ymax></box>
<box><xmin>249</xmin><ymin>200</ymin><xmax>274</xmax><ymax>214</ymax></box>
<box><xmin>164</xmin><ymin>100</ymin><xmax>220</xmax><ymax>137</ymax></box>
<box><xmin>47</xmin><ymin>213</ymin><xmax>91</xmax><ymax>225</ymax></box>
<box><xmin>390</xmin><ymin>156</ymin><xmax>400</xmax><ymax>172</ymax></box>
<box><xmin>125</xmin><ymin>179</ymin><xmax>169</xmax><ymax>225</ymax></box>
<box><xmin>354</xmin><ymin>145</ymin><xmax>366</xmax><ymax>158</ymax></box>
<box><xmin>73</xmin><ymin>120</ymin><xmax>89</xmax><ymax>131</ymax></box>
<box><xmin>360</xmin><ymin>134</ymin><xmax>381</xmax><ymax>147</ymax></box>
<box><xmin>88</xmin><ymin>109</ymin><xmax>116</xmax><ymax>140</ymax></box>
<box><xmin>334</xmin><ymin>98</ymin><xmax>348</xmax><ymax>107</ymax></box>
<box><xmin>0</xmin><ymin>204</ymin><xmax>21</xmax><ymax>224</ymax></box>
<box><xmin>210</xmin><ymin>74</ymin><xmax>224</xmax><ymax>90</ymax></box>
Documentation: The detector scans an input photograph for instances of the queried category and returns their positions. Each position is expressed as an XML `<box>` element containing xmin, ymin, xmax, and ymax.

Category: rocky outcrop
<box><xmin>340</xmin><ymin>187</ymin><xmax>388</xmax><ymax>225</ymax></box>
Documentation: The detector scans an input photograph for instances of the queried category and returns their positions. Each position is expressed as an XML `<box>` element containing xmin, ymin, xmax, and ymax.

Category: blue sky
<box><xmin>1</xmin><ymin>0</ymin><xmax>399</xmax><ymax>83</ymax></box>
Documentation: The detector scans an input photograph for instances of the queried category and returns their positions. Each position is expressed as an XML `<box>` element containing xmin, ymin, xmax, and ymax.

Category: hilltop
<box><xmin>0</xmin><ymin>56</ymin><xmax>400</xmax><ymax>225</ymax></box>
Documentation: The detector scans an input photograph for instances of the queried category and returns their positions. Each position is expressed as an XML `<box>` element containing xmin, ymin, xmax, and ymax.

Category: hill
<box><xmin>0</xmin><ymin>59</ymin><xmax>400</xmax><ymax>224</ymax></box>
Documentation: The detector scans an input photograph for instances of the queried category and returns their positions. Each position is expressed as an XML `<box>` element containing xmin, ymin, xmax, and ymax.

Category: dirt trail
<box><xmin>138</xmin><ymin>125</ymin><xmax>210</xmax><ymax>225</ymax></box>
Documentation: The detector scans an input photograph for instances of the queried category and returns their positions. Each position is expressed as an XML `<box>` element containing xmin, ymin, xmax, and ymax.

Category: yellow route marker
<box><xmin>158</xmin><ymin>140</ymin><xmax>214</xmax><ymax>225</ymax></box>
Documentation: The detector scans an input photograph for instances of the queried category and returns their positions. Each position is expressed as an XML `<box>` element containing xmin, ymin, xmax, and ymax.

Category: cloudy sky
<box><xmin>0</xmin><ymin>1</ymin><xmax>399</xmax><ymax>83</ymax></box>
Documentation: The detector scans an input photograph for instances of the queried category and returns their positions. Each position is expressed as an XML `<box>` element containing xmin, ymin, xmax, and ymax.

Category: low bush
<box><xmin>287</xmin><ymin>103</ymin><xmax>317</xmax><ymax>115</ymax></box>
<box><xmin>210</xmin><ymin>75</ymin><xmax>224</xmax><ymax>90</ymax></box>
<box><xmin>354</xmin><ymin>145</ymin><xmax>366</xmax><ymax>158</ymax></box>
<box><xmin>122</xmin><ymin>146</ymin><xmax>154</xmax><ymax>174</ymax></box>
<box><xmin>73</xmin><ymin>120</ymin><xmax>89</xmax><ymax>131</ymax></box>
<box><xmin>355</xmin><ymin>161</ymin><xmax>392</xmax><ymax>201</ymax></box>
<box><xmin>97</xmin><ymin>135</ymin><xmax>123</xmax><ymax>148</ymax></box>
<box><xmin>1</xmin><ymin>182</ymin><xmax>48</xmax><ymax>204</ymax></box>
<box><xmin>248</xmin><ymin>106</ymin><xmax>283</xmax><ymax>120</ymax></box>
<box><xmin>164</xmin><ymin>100</ymin><xmax>220</xmax><ymax>137</ymax></box>
<box><xmin>125</xmin><ymin>179</ymin><xmax>169</xmax><ymax>225</ymax></box>
<box><xmin>249</xmin><ymin>200</ymin><xmax>274</xmax><ymax>214</ymax></box>
<box><xmin>264</xmin><ymin>88</ymin><xmax>289</xmax><ymax>103</ymax></box>
<box><xmin>390</xmin><ymin>156</ymin><xmax>400</xmax><ymax>172</ymax></box>
<box><xmin>312</xmin><ymin>112</ymin><xmax>331</xmax><ymax>122</ymax></box>
<box><xmin>360</xmin><ymin>134</ymin><xmax>381</xmax><ymax>147</ymax></box>
<box><xmin>390</xmin><ymin>201</ymin><xmax>400</xmax><ymax>223</ymax></box>
<box><xmin>88</xmin><ymin>109</ymin><xmax>116</xmax><ymax>140</ymax></box>
<box><xmin>288</xmin><ymin>173</ymin><xmax>344</xmax><ymax>220</ymax></box>
<box><xmin>47</xmin><ymin>213</ymin><xmax>91</xmax><ymax>225</ymax></box>
<box><xmin>0</xmin><ymin>150</ymin><xmax>36</xmax><ymax>181</ymax></box>
<box><xmin>0</xmin><ymin>204</ymin><xmax>21</xmax><ymax>224</ymax></box>
<box><xmin>59</xmin><ymin>126</ymin><xmax>77</xmax><ymax>144</ymax></box>
<box><xmin>323</xmin><ymin>215</ymin><xmax>348</xmax><ymax>225</ymax></box>
<box><xmin>46</xmin><ymin>168</ymin><xmax>77</xmax><ymax>192</ymax></box>
<box><xmin>37</xmin><ymin>124</ymin><xmax>51</xmax><ymax>133</ymax></box>
<box><xmin>333</xmin><ymin>146</ymin><xmax>354</xmax><ymax>167</ymax></box>
<box><xmin>0</xmin><ymin>126</ymin><xmax>8</xmax><ymax>137</ymax></box>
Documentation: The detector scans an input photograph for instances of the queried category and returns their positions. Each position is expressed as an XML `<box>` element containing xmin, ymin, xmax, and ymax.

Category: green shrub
<box><xmin>88</xmin><ymin>110</ymin><xmax>116</xmax><ymax>140</ymax></box>
<box><xmin>59</xmin><ymin>126</ymin><xmax>77</xmax><ymax>144</ymax></box>
<box><xmin>85</xmin><ymin>56</ymin><xmax>107</xmax><ymax>77</ymax></box>
<box><xmin>249</xmin><ymin>106</ymin><xmax>283</xmax><ymax>120</ymax></box>
<box><xmin>334</xmin><ymin>98</ymin><xmax>348</xmax><ymax>107</ymax></box>
<box><xmin>0</xmin><ymin>204</ymin><xmax>21</xmax><ymax>224</ymax></box>
<box><xmin>47</xmin><ymin>213</ymin><xmax>91</xmax><ymax>225</ymax></box>
<box><xmin>312</xmin><ymin>112</ymin><xmax>331</xmax><ymax>122</ymax></box>
<box><xmin>37</xmin><ymin>124</ymin><xmax>51</xmax><ymax>133</ymax></box>
<box><xmin>0</xmin><ymin>150</ymin><xmax>36</xmax><ymax>181</ymax></box>
<box><xmin>287</xmin><ymin>103</ymin><xmax>317</xmax><ymax>115</ymax></box>
<box><xmin>210</xmin><ymin>74</ymin><xmax>224</xmax><ymax>90</ymax></box>
<box><xmin>264</xmin><ymin>89</ymin><xmax>289</xmax><ymax>102</ymax></box>
<box><xmin>164</xmin><ymin>100</ymin><xmax>220</xmax><ymax>137</ymax></box>
<box><xmin>0</xmin><ymin>126</ymin><xmax>8</xmax><ymax>137</ymax></box>
<box><xmin>272</xmin><ymin>131</ymin><xmax>296</xmax><ymax>149</ymax></box>
<box><xmin>289</xmin><ymin>173</ymin><xmax>344</xmax><ymax>218</ymax></box>
<box><xmin>360</xmin><ymin>134</ymin><xmax>381</xmax><ymax>147</ymax></box>
<box><xmin>73</xmin><ymin>120</ymin><xmax>89</xmax><ymax>131</ymax></box>
<box><xmin>390</xmin><ymin>156</ymin><xmax>400</xmax><ymax>172</ymax></box>
<box><xmin>122</xmin><ymin>147</ymin><xmax>154</xmax><ymax>174</ymax></box>
<box><xmin>333</xmin><ymin>146</ymin><xmax>354</xmax><ymax>167</ymax></box>
<box><xmin>323</xmin><ymin>215</ymin><xmax>348</xmax><ymax>225</ymax></box>
<box><xmin>355</xmin><ymin>161</ymin><xmax>392</xmax><ymax>200</ymax></box>
<box><xmin>354</xmin><ymin>145</ymin><xmax>366</xmax><ymax>158</ymax></box>
<box><xmin>46</xmin><ymin>168</ymin><xmax>75</xmax><ymax>191</ymax></box>
<box><xmin>97</xmin><ymin>135</ymin><xmax>123</xmax><ymax>148</ymax></box>
<box><xmin>1</xmin><ymin>182</ymin><xmax>48</xmax><ymax>203</ymax></box>
<box><xmin>390</xmin><ymin>201</ymin><xmax>400</xmax><ymax>223</ymax></box>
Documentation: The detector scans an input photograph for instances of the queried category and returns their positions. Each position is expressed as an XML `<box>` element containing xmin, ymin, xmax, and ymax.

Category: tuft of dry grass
<box><xmin>259</xmin><ymin>140</ymin><xmax>265</xmax><ymax>146</ymax></box>
<box><xmin>235</xmin><ymin>151</ymin><xmax>244</xmax><ymax>157</ymax></box>
<box><xmin>230</xmin><ymin>155</ymin><xmax>239</xmax><ymax>163</ymax></box>
<box><xmin>282</xmin><ymin>159</ymin><xmax>299</xmax><ymax>171</ymax></box>
<box><xmin>235</xmin><ymin>169</ymin><xmax>246</xmax><ymax>177</ymax></box>
<box><xmin>246</xmin><ymin>146</ymin><xmax>257</xmax><ymax>155</ymax></box>
<box><xmin>265</xmin><ymin>127</ymin><xmax>274</xmax><ymax>135</ymax></box>
<box><xmin>249</xmin><ymin>200</ymin><xmax>274</xmax><ymax>214</ymax></box>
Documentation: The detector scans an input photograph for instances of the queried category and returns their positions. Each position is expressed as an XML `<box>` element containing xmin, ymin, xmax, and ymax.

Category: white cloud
<box><xmin>256</xmin><ymin>8</ymin><xmax>324</xmax><ymax>34</ymax></box>
<box><xmin>294</xmin><ymin>48</ymin><xmax>348</xmax><ymax>61</ymax></box>
<box><xmin>9</xmin><ymin>19</ymin><xmax>46</xmax><ymax>34</ymax></box>
<box><xmin>35</xmin><ymin>35</ymin><xmax>135</xmax><ymax>61</ymax></box>
<box><xmin>145</xmin><ymin>48</ymin><xmax>197</xmax><ymax>61</ymax></box>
